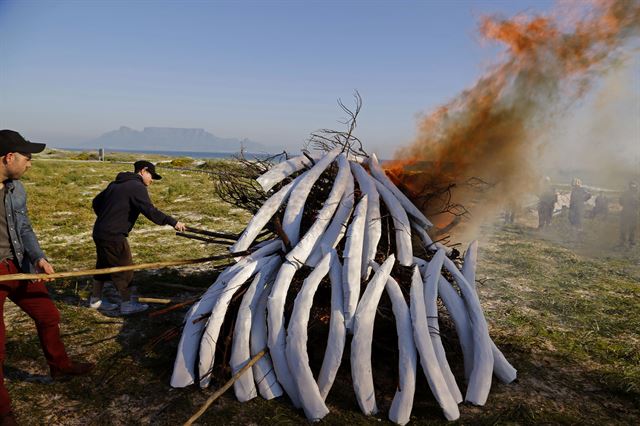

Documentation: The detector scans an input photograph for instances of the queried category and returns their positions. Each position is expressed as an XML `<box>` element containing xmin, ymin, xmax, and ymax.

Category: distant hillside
<box><xmin>79</xmin><ymin>126</ymin><xmax>268</xmax><ymax>153</ymax></box>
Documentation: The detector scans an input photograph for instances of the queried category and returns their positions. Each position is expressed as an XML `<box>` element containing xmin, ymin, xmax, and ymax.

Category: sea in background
<box><xmin>55</xmin><ymin>147</ymin><xmax>629</xmax><ymax>189</ymax></box>
<box><xmin>57</xmin><ymin>147</ymin><xmax>279</xmax><ymax>160</ymax></box>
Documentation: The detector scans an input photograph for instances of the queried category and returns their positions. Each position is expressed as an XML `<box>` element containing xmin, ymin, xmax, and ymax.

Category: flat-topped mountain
<box><xmin>81</xmin><ymin>126</ymin><xmax>268</xmax><ymax>153</ymax></box>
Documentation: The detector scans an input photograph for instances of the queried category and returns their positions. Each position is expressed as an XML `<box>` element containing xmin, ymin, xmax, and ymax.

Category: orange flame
<box><xmin>388</xmin><ymin>0</ymin><xmax>640</xmax><ymax>235</ymax></box>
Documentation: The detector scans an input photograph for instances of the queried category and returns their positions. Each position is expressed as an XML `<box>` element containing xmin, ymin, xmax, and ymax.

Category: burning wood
<box><xmin>170</xmin><ymin>141</ymin><xmax>517</xmax><ymax>423</ymax></box>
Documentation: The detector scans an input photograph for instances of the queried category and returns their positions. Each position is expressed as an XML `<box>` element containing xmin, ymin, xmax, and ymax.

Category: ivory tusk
<box><xmin>410</xmin><ymin>266</ymin><xmax>460</xmax><ymax>421</ymax></box>
<box><xmin>282</xmin><ymin>148</ymin><xmax>341</xmax><ymax>246</ymax></box>
<box><xmin>422</xmin><ymin>250</ymin><xmax>463</xmax><ymax>403</ymax></box>
<box><xmin>256</xmin><ymin>153</ymin><xmax>315</xmax><ymax>192</ymax></box>
<box><xmin>350</xmin><ymin>255</ymin><xmax>395</xmax><ymax>416</ymax></box>
<box><xmin>369</xmin><ymin>153</ymin><xmax>432</xmax><ymax>228</ymax></box>
<box><xmin>317</xmin><ymin>249</ymin><xmax>346</xmax><ymax>400</ymax></box>
<box><xmin>286</xmin><ymin>252</ymin><xmax>332</xmax><ymax>421</ymax></box>
<box><xmin>199</xmin><ymin>255</ymin><xmax>280</xmax><ymax>388</ymax></box>
<box><xmin>342</xmin><ymin>194</ymin><xmax>368</xmax><ymax>332</ymax></box>
<box><xmin>351</xmin><ymin>162</ymin><xmax>382</xmax><ymax>281</ymax></box>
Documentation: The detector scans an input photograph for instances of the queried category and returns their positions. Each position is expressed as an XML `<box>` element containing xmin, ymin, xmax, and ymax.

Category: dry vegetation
<box><xmin>4</xmin><ymin>151</ymin><xmax>639</xmax><ymax>425</ymax></box>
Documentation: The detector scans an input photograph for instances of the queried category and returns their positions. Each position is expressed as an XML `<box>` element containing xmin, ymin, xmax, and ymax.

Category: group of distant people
<box><xmin>536</xmin><ymin>176</ymin><xmax>639</xmax><ymax>247</ymax></box>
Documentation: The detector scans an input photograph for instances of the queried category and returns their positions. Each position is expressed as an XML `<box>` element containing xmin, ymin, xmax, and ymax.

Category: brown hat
<box><xmin>0</xmin><ymin>130</ymin><xmax>46</xmax><ymax>157</ymax></box>
<box><xmin>134</xmin><ymin>160</ymin><xmax>162</xmax><ymax>180</ymax></box>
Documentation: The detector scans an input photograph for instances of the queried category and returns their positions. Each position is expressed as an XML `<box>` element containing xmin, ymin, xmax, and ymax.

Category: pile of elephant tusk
<box><xmin>170</xmin><ymin>147</ymin><xmax>516</xmax><ymax>424</ymax></box>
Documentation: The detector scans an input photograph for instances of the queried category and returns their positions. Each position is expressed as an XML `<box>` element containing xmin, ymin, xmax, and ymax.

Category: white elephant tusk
<box><xmin>286</xmin><ymin>251</ymin><xmax>332</xmax><ymax>421</ymax></box>
<box><xmin>350</xmin><ymin>255</ymin><xmax>395</xmax><ymax>416</ymax></box>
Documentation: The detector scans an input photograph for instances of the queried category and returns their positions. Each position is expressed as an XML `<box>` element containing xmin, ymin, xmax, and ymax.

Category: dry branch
<box><xmin>175</xmin><ymin>232</ymin><xmax>234</xmax><ymax>245</ymax></box>
<box><xmin>307</xmin><ymin>90</ymin><xmax>367</xmax><ymax>159</ymax></box>
<box><xmin>184</xmin><ymin>226</ymin><xmax>240</xmax><ymax>240</ymax></box>
<box><xmin>183</xmin><ymin>349</ymin><xmax>268</xmax><ymax>426</ymax></box>
<box><xmin>149</xmin><ymin>298</ymin><xmax>200</xmax><ymax>318</ymax></box>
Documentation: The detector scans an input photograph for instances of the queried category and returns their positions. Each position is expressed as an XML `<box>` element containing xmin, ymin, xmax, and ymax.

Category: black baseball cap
<box><xmin>134</xmin><ymin>160</ymin><xmax>162</xmax><ymax>180</ymax></box>
<box><xmin>0</xmin><ymin>130</ymin><xmax>46</xmax><ymax>157</ymax></box>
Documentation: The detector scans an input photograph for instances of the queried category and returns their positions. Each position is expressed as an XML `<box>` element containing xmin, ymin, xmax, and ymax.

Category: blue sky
<box><xmin>0</xmin><ymin>0</ymin><xmax>577</xmax><ymax>156</ymax></box>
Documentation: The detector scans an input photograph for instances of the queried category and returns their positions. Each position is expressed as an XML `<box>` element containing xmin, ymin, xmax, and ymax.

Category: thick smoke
<box><xmin>544</xmin><ymin>59</ymin><xmax>640</xmax><ymax>177</ymax></box>
<box><xmin>387</xmin><ymin>0</ymin><xmax>640</xmax><ymax>235</ymax></box>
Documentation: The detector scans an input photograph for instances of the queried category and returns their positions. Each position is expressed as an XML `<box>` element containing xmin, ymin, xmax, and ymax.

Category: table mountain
<box><xmin>82</xmin><ymin>126</ymin><xmax>267</xmax><ymax>153</ymax></box>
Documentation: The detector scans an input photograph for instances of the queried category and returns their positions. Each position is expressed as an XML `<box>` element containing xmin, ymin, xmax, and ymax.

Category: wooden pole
<box><xmin>175</xmin><ymin>232</ymin><xmax>233</xmax><ymax>245</ymax></box>
<box><xmin>183</xmin><ymin>349</ymin><xmax>267</xmax><ymax>426</ymax></box>
<box><xmin>184</xmin><ymin>226</ymin><xmax>239</xmax><ymax>240</ymax></box>
<box><xmin>138</xmin><ymin>297</ymin><xmax>172</xmax><ymax>304</ymax></box>
<box><xmin>0</xmin><ymin>251</ymin><xmax>250</xmax><ymax>282</ymax></box>
<box><xmin>148</xmin><ymin>298</ymin><xmax>199</xmax><ymax>318</ymax></box>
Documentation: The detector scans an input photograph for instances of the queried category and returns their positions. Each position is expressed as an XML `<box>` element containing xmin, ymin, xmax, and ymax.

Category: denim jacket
<box><xmin>4</xmin><ymin>180</ymin><xmax>46</xmax><ymax>272</ymax></box>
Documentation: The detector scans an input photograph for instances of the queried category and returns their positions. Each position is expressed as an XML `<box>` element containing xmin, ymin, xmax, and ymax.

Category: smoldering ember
<box><xmin>170</xmin><ymin>121</ymin><xmax>518</xmax><ymax>424</ymax></box>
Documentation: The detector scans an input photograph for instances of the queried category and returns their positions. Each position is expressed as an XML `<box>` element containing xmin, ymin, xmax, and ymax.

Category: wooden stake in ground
<box><xmin>183</xmin><ymin>349</ymin><xmax>267</xmax><ymax>426</ymax></box>
<box><xmin>138</xmin><ymin>297</ymin><xmax>172</xmax><ymax>305</ymax></box>
<box><xmin>149</xmin><ymin>298</ymin><xmax>199</xmax><ymax>318</ymax></box>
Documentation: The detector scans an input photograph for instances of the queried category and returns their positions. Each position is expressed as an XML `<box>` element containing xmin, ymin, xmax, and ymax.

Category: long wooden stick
<box><xmin>175</xmin><ymin>232</ymin><xmax>233</xmax><ymax>245</ymax></box>
<box><xmin>184</xmin><ymin>226</ymin><xmax>239</xmax><ymax>240</ymax></box>
<box><xmin>183</xmin><ymin>349</ymin><xmax>267</xmax><ymax>426</ymax></box>
<box><xmin>0</xmin><ymin>251</ymin><xmax>250</xmax><ymax>282</ymax></box>
<box><xmin>138</xmin><ymin>297</ymin><xmax>172</xmax><ymax>304</ymax></box>
<box><xmin>148</xmin><ymin>297</ymin><xmax>199</xmax><ymax>318</ymax></box>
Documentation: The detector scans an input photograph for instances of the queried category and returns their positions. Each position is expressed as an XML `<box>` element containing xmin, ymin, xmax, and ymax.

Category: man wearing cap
<box><xmin>91</xmin><ymin>160</ymin><xmax>186</xmax><ymax>315</ymax></box>
<box><xmin>0</xmin><ymin>130</ymin><xmax>93</xmax><ymax>425</ymax></box>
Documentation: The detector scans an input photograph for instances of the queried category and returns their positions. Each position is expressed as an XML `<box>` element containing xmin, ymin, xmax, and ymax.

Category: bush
<box><xmin>70</xmin><ymin>151</ymin><xmax>99</xmax><ymax>161</ymax></box>
<box><xmin>169</xmin><ymin>157</ymin><xmax>194</xmax><ymax>168</ymax></box>
<box><xmin>198</xmin><ymin>159</ymin><xmax>227</xmax><ymax>171</ymax></box>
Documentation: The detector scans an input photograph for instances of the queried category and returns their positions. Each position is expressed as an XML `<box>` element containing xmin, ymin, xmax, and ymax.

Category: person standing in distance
<box><xmin>0</xmin><ymin>130</ymin><xmax>94</xmax><ymax>426</ymax></box>
<box><xmin>537</xmin><ymin>176</ymin><xmax>558</xmax><ymax>229</ymax></box>
<box><xmin>568</xmin><ymin>177</ymin><xmax>591</xmax><ymax>232</ymax></box>
<box><xmin>91</xmin><ymin>160</ymin><xmax>186</xmax><ymax>315</ymax></box>
<box><xmin>619</xmin><ymin>181</ymin><xmax>639</xmax><ymax>248</ymax></box>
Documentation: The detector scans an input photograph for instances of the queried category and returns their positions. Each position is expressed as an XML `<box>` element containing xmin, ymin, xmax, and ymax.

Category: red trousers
<box><xmin>0</xmin><ymin>259</ymin><xmax>71</xmax><ymax>415</ymax></box>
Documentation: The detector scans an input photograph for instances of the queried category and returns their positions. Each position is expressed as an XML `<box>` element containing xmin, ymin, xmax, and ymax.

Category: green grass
<box><xmin>4</xmin><ymin>152</ymin><xmax>640</xmax><ymax>425</ymax></box>
<box><xmin>21</xmin><ymin>157</ymin><xmax>250</xmax><ymax>272</ymax></box>
<box><xmin>476</xmin><ymin>216</ymin><xmax>639</xmax><ymax>423</ymax></box>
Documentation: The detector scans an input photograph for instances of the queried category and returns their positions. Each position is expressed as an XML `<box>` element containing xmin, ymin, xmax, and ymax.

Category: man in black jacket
<box><xmin>91</xmin><ymin>160</ymin><xmax>186</xmax><ymax>314</ymax></box>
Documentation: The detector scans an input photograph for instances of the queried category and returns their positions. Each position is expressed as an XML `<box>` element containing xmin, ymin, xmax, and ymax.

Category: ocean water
<box><xmin>59</xmin><ymin>147</ymin><xmax>276</xmax><ymax>160</ymax></box>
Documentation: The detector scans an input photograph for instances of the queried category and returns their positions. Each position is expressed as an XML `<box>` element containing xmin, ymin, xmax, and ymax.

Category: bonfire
<box><xmin>169</xmin><ymin>99</ymin><xmax>517</xmax><ymax>424</ymax></box>
<box><xmin>169</xmin><ymin>0</ymin><xmax>639</xmax><ymax>421</ymax></box>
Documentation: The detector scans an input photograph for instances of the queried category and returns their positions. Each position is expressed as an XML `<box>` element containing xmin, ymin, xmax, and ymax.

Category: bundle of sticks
<box><xmin>170</xmin><ymin>147</ymin><xmax>516</xmax><ymax>424</ymax></box>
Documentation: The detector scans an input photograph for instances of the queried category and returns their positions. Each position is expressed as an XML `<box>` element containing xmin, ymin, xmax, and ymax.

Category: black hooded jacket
<box><xmin>92</xmin><ymin>172</ymin><xmax>177</xmax><ymax>241</ymax></box>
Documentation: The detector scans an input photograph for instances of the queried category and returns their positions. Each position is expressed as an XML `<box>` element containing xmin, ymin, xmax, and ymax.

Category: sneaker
<box><xmin>120</xmin><ymin>301</ymin><xmax>148</xmax><ymax>315</ymax></box>
<box><xmin>50</xmin><ymin>360</ymin><xmax>95</xmax><ymax>381</ymax></box>
<box><xmin>89</xmin><ymin>297</ymin><xmax>119</xmax><ymax>311</ymax></box>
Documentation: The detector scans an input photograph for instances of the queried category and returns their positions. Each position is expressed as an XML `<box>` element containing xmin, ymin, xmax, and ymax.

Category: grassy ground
<box><xmin>4</xmin><ymin>153</ymin><xmax>639</xmax><ymax>425</ymax></box>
